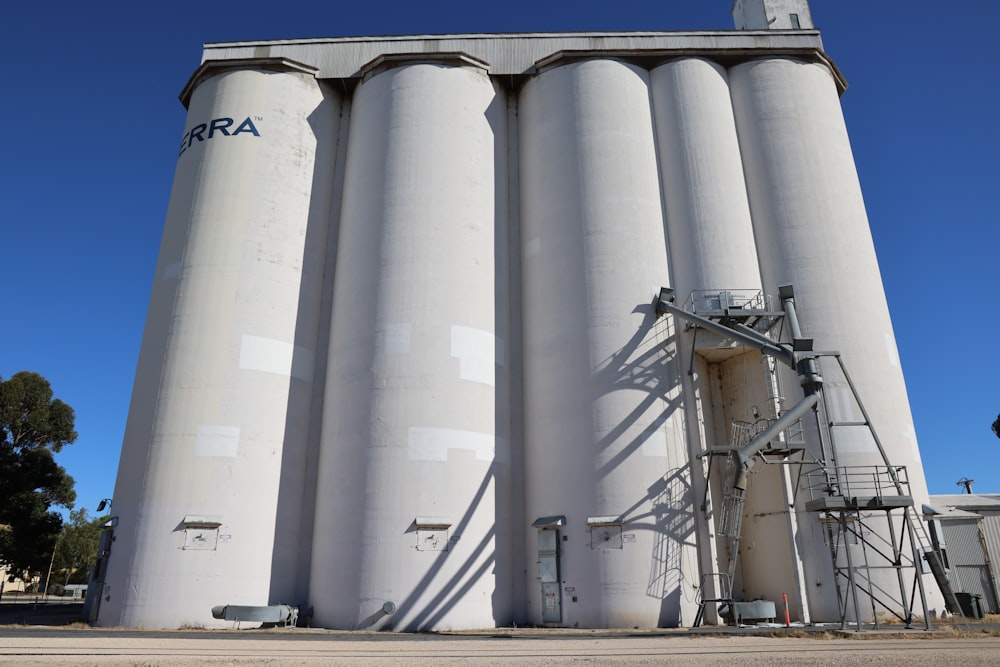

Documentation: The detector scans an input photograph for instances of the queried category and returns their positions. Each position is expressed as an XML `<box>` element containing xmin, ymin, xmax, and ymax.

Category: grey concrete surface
<box><xmin>3</xmin><ymin>630</ymin><xmax>1000</xmax><ymax>666</ymax></box>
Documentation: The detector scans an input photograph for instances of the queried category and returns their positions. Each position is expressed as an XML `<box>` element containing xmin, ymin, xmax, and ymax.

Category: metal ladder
<box><xmin>903</xmin><ymin>505</ymin><xmax>967</xmax><ymax>626</ymax></box>
<box><xmin>693</xmin><ymin>572</ymin><xmax>734</xmax><ymax>628</ymax></box>
<box><xmin>693</xmin><ymin>452</ymin><xmax>745</xmax><ymax>628</ymax></box>
<box><xmin>718</xmin><ymin>450</ymin><xmax>748</xmax><ymax>586</ymax></box>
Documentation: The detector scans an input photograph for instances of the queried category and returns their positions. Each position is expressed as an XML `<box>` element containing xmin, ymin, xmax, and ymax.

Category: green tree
<box><xmin>993</xmin><ymin>413</ymin><xmax>1000</xmax><ymax>440</ymax></box>
<box><xmin>0</xmin><ymin>372</ymin><xmax>77</xmax><ymax>579</ymax></box>
<box><xmin>52</xmin><ymin>509</ymin><xmax>106</xmax><ymax>586</ymax></box>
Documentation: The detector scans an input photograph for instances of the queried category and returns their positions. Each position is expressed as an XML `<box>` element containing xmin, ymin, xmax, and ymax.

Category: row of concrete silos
<box><xmin>99</xmin><ymin>51</ymin><xmax>932</xmax><ymax>630</ymax></box>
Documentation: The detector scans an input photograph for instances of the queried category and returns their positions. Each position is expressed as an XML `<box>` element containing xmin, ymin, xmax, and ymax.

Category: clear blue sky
<box><xmin>2</xmin><ymin>1</ymin><xmax>998</xmax><ymax>519</ymax></box>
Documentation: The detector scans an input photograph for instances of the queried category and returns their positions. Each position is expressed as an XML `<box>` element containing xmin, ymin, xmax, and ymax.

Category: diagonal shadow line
<box><xmin>589</xmin><ymin>304</ymin><xmax>685</xmax><ymax>480</ymax></box>
<box><xmin>383</xmin><ymin>463</ymin><xmax>498</xmax><ymax>629</ymax></box>
<box><xmin>415</xmin><ymin>551</ymin><xmax>497</xmax><ymax>631</ymax></box>
<box><xmin>403</xmin><ymin>525</ymin><xmax>497</xmax><ymax>630</ymax></box>
<box><xmin>594</xmin><ymin>394</ymin><xmax>684</xmax><ymax>481</ymax></box>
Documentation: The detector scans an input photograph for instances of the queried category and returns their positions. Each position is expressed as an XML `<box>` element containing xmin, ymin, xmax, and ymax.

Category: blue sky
<box><xmin>2</xmin><ymin>0</ymin><xmax>998</xmax><ymax>519</ymax></box>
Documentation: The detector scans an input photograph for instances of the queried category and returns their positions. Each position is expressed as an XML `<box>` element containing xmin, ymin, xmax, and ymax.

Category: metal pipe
<box><xmin>656</xmin><ymin>298</ymin><xmax>793</xmax><ymax>367</ymax></box>
<box><xmin>735</xmin><ymin>392</ymin><xmax>820</xmax><ymax>475</ymax></box>
<box><xmin>778</xmin><ymin>285</ymin><xmax>823</xmax><ymax>392</ymax></box>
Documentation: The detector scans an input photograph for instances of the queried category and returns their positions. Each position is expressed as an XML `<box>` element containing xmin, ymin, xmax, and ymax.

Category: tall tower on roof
<box><xmin>732</xmin><ymin>0</ymin><xmax>814</xmax><ymax>29</ymax></box>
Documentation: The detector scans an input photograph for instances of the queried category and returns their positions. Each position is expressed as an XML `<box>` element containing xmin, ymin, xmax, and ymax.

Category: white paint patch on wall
<box><xmin>408</xmin><ymin>427</ymin><xmax>497</xmax><ymax>462</ymax></box>
<box><xmin>239</xmin><ymin>334</ymin><xmax>314</xmax><ymax>381</ymax></box>
<box><xmin>162</xmin><ymin>261</ymin><xmax>181</xmax><ymax>281</ymax></box>
<box><xmin>377</xmin><ymin>324</ymin><xmax>411</xmax><ymax>355</ymax></box>
<box><xmin>884</xmin><ymin>332</ymin><xmax>900</xmax><ymax>369</ymax></box>
<box><xmin>641</xmin><ymin>430</ymin><xmax>669</xmax><ymax>457</ymax></box>
<box><xmin>450</xmin><ymin>325</ymin><xmax>502</xmax><ymax>386</ymax></box>
<box><xmin>195</xmin><ymin>424</ymin><xmax>240</xmax><ymax>457</ymax></box>
<box><xmin>524</xmin><ymin>237</ymin><xmax>540</xmax><ymax>258</ymax></box>
<box><xmin>904</xmin><ymin>423</ymin><xmax>921</xmax><ymax>462</ymax></box>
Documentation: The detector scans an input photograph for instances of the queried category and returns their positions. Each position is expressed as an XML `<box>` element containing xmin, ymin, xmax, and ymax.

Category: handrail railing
<box><xmin>803</xmin><ymin>465</ymin><xmax>911</xmax><ymax>504</ymax></box>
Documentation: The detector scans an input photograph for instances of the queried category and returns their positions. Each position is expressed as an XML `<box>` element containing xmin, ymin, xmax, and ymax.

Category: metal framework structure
<box><xmin>656</xmin><ymin>285</ymin><xmax>957</xmax><ymax>630</ymax></box>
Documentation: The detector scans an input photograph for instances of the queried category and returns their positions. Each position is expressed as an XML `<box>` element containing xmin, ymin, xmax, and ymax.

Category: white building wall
<box><xmin>651</xmin><ymin>57</ymin><xmax>762</xmax><ymax>299</ymax></box>
<box><xmin>732</xmin><ymin>0</ymin><xmax>814</xmax><ymax>30</ymax></box>
<box><xmin>309</xmin><ymin>62</ymin><xmax>509</xmax><ymax>631</ymax></box>
<box><xmin>99</xmin><ymin>66</ymin><xmax>340</xmax><ymax>628</ymax></box>
<box><xmin>519</xmin><ymin>59</ymin><xmax>696</xmax><ymax>628</ymax></box>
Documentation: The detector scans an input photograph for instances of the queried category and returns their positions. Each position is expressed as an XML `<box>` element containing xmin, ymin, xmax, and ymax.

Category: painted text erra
<box><xmin>179</xmin><ymin>117</ymin><xmax>260</xmax><ymax>157</ymax></box>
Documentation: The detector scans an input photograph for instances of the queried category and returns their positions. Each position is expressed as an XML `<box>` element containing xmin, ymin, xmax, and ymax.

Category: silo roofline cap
<box><xmin>529</xmin><ymin>48</ymin><xmax>844</xmax><ymax>92</ymax></box>
<box><xmin>179</xmin><ymin>57</ymin><xmax>320</xmax><ymax>107</ymax></box>
<box><xmin>360</xmin><ymin>52</ymin><xmax>491</xmax><ymax>79</ymax></box>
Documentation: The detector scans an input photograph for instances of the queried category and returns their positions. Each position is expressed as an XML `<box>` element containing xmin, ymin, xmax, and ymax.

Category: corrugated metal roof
<box><xmin>930</xmin><ymin>494</ymin><xmax>1000</xmax><ymax>510</ymax></box>
<box><xmin>925</xmin><ymin>504</ymin><xmax>983</xmax><ymax>520</ymax></box>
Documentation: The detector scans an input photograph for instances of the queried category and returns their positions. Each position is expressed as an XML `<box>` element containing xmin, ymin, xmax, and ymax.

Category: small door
<box><xmin>538</xmin><ymin>528</ymin><xmax>561</xmax><ymax>624</ymax></box>
<box><xmin>541</xmin><ymin>582</ymin><xmax>561</xmax><ymax>623</ymax></box>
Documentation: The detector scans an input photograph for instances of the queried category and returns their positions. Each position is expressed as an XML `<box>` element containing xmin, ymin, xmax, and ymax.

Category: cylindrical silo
<box><xmin>310</xmin><ymin>60</ymin><xmax>509</xmax><ymax>631</ymax></box>
<box><xmin>650</xmin><ymin>57</ymin><xmax>807</xmax><ymax>619</ymax></box>
<box><xmin>729</xmin><ymin>57</ymin><xmax>941</xmax><ymax>618</ymax></box>
<box><xmin>651</xmin><ymin>57</ymin><xmax>762</xmax><ymax>298</ymax></box>
<box><xmin>519</xmin><ymin>59</ymin><xmax>697</xmax><ymax>628</ymax></box>
<box><xmin>97</xmin><ymin>63</ymin><xmax>341</xmax><ymax>628</ymax></box>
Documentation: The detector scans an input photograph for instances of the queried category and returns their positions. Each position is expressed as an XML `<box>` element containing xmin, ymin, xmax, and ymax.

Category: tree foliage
<box><xmin>0</xmin><ymin>372</ymin><xmax>77</xmax><ymax>577</ymax></box>
<box><xmin>993</xmin><ymin>413</ymin><xmax>1000</xmax><ymax>440</ymax></box>
<box><xmin>53</xmin><ymin>509</ymin><xmax>106</xmax><ymax>586</ymax></box>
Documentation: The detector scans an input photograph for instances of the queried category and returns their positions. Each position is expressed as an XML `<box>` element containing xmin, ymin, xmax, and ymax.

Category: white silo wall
<box><xmin>651</xmin><ymin>56</ymin><xmax>807</xmax><ymax>618</ymax></box>
<box><xmin>651</xmin><ymin>58</ymin><xmax>762</xmax><ymax>297</ymax></box>
<box><xmin>98</xmin><ymin>67</ymin><xmax>340</xmax><ymax>628</ymax></box>
<box><xmin>310</xmin><ymin>62</ymin><xmax>508</xmax><ymax>631</ymax></box>
<box><xmin>729</xmin><ymin>57</ymin><xmax>940</xmax><ymax>617</ymax></box>
<box><xmin>519</xmin><ymin>59</ymin><xmax>697</xmax><ymax>628</ymax></box>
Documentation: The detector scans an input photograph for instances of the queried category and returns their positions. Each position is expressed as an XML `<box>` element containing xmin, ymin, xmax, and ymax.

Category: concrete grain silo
<box><xmin>96</xmin><ymin>63</ymin><xmax>341</xmax><ymax>628</ymax></box>
<box><xmin>310</xmin><ymin>58</ymin><xmax>510</xmax><ymax>631</ymax></box>
<box><xmin>95</xmin><ymin>0</ymin><xmax>943</xmax><ymax>630</ymax></box>
<box><xmin>519</xmin><ymin>58</ymin><xmax>696</xmax><ymax>628</ymax></box>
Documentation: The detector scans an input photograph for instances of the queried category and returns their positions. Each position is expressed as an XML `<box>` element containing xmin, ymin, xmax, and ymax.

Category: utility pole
<box><xmin>957</xmin><ymin>478</ymin><xmax>975</xmax><ymax>494</ymax></box>
<box><xmin>43</xmin><ymin>540</ymin><xmax>59</xmax><ymax>599</ymax></box>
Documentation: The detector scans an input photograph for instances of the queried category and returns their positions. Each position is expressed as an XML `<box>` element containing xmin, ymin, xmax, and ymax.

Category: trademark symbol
<box><xmin>254</xmin><ymin>116</ymin><xmax>263</xmax><ymax>121</ymax></box>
